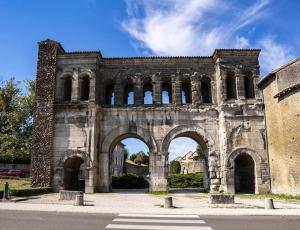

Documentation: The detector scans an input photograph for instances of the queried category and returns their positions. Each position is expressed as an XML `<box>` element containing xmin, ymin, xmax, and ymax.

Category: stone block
<box><xmin>59</xmin><ymin>190</ymin><xmax>83</xmax><ymax>200</ymax></box>
<box><xmin>209</xmin><ymin>194</ymin><xmax>235</xmax><ymax>204</ymax></box>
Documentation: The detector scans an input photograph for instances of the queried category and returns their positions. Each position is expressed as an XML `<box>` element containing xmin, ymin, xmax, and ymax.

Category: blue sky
<box><xmin>1</xmin><ymin>0</ymin><xmax>299</xmax><ymax>157</ymax></box>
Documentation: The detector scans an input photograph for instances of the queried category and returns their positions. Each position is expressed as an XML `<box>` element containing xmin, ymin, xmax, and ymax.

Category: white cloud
<box><xmin>122</xmin><ymin>0</ymin><xmax>297</xmax><ymax>73</ymax></box>
<box><xmin>168</xmin><ymin>137</ymin><xmax>198</xmax><ymax>160</ymax></box>
<box><xmin>122</xmin><ymin>0</ymin><xmax>271</xmax><ymax>56</ymax></box>
<box><xmin>259</xmin><ymin>36</ymin><xmax>294</xmax><ymax>75</ymax></box>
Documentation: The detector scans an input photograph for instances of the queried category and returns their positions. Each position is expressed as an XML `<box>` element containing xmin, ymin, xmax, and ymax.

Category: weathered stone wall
<box><xmin>31</xmin><ymin>40</ymin><xmax>64</xmax><ymax>187</ymax></box>
<box><xmin>32</xmin><ymin>40</ymin><xmax>270</xmax><ymax>194</ymax></box>
<box><xmin>261</xmin><ymin>60</ymin><xmax>300</xmax><ymax>195</ymax></box>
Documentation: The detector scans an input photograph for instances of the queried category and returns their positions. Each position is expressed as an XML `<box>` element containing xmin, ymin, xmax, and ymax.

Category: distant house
<box><xmin>175</xmin><ymin>151</ymin><xmax>205</xmax><ymax>174</ymax></box>
<box><xmin>113</xmin><ymin>143</ymin><xmax>125</xmax><ymax>176</ymax></box>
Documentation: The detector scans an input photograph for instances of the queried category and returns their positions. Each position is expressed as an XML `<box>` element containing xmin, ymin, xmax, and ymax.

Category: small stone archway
<box><xmin>161</xmin><ymin>125</ymin><xmax>217</xmax><ymax>192</ymax></box>
<box><xmin>225</xmin><ymin>148</ymin><xmax>262</xmax><ymax>194</ymax></box>
<box><xmin>55</xmin><ymin>150</ymin><xmax>91</xmax><ymax>192</ymax></box>
<box><xmin>98</xmin><ymin>125</ymin><xmax>158</xmax><ymax>192</ymax></box>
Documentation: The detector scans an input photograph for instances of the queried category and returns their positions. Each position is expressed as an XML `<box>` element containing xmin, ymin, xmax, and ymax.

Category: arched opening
<box><xmin>63</xmin><ymin>76</ymin><xmax>72</xmax><ymax>101</ymax></box>
<box><xmin>181</xmin><ymin>82</ymin><xmax>191</xmax><ymax>104</ymax></box>
<box><xmin>226</xmin><ymin>72</ymin><xmax>237</xmax><ymax>99</ymax></box>
<box><xmin>201</xmin><ymin>77</ymin><xmax>211</xmax><ymax>103</ymax></box>
<box><xmin>162</xmin><ymin>82</ymin><xmax>172</xmax><ymax>104</ymax></box>
<box><xmin>234</xmin><ymin>153</ymin><xmax>255</xmax><ymax>193</ymax></box>
<box><xmin>167</xmin><ymin>134</ymin><xmax>209</xmax><ymax>192</ymax></box>
<box><xmin>110</xmin><ymin>136</ymin><xmax>150</xmax><ymax>191</ymax></box>
<box><xmin>124</xmin><ymin>83</ymin><xmax>134</xmax><ymax>105</ymax></box>
<box><xmin>143</xmin><ymin>82</ymin><xmax>153</xmax><ymax>105</ymax></box>
<box><xmin>244</xmin><ymin>72</ymin><xmax>255</xmax><ymax>99</ymax></box>
<box><xmin>80</xmin><ymin>75</ymin><xmax>90</xmax><ymax>101</ymax></box>
<box><xmin>105</xmin><ymin>83</ymin><xmax>115</xmax><ymax>105</ymax></box>
<box><xmin>63</xmin><ymin>156</ymin><xmax>85</xmax><ymax>191</ymax></box>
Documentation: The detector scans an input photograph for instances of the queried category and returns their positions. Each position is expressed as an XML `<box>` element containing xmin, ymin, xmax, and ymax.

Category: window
<box><xmin>181</xmin><ymin>82</ymin><xmax>191</xmax><ymax>104</ymax></box>
<box><xmin>105</xmin><ymin>84</ymin><xmax>115</xmax><ymax>105</ymax></box>
<box><xmin>80</xmin><ymin>75</ymin><xmax>90</xmax><ymax>101</ymax></box>
<box><xmin>162</xmin><ymin>82</ymin><xmax>172</xmax><ymax>104</ymax></box>
<box><xmin>226</xmin><ymin>72</ymin><xmax>237</xmax><ymax>99</ymax></box>
<box><xmin>124</xmin><ymin>84</ymin><xmax>134</xmax><ymax>105</ymax></box>
<box><xmin>244</xmin><ymin>72</ymin><xmax>255</xmax><ymax>99</ymax></box>
<box><xmin>201</xmin><ymin>77</ymin><xmax>211</xmax><ymax>103</ymax></box>
<box><xmin>143</xmin><ymin>83</ymin><xmax>153</xmax><ymax>104</ymax></box>
<box><xmin>63</xmin><ymin>76</ymin><xmax>72</xmax><ymax>101</ymax></box>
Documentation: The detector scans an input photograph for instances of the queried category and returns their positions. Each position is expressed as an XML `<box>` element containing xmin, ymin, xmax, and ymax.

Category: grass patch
<box><xmin>0</xmin><ymin>177</ymin><xmax>52</xmax><ymax>197</ymax></box>
<box><xmin>148</xmin><ymin>191</ymin><xmax>170</xmax><ymax>196</ymax></box>
<box><xmin>236</xmin><ymin>193</ymin><xmax>300</xmax><ymax>201</ymax></box>
<box><xmin>0</xmin><ymin>177</ymin><xmax>31</xmax><ymax>191</ymax></box>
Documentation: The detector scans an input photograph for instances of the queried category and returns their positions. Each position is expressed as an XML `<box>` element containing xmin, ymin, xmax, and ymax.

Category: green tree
<box><xmin>0</xmin><ymin>78</ymin><xmax>35</xmax><ymax>164</ymax></box>
<box><xmin>194</xmin><ymin>145</ymin><xmax>205</xmax><ymax>161</ymax></box>
<box><xmin>170</xmin><ymin>160</ymin><xmax>181</xmax><ymax>174</ymax></box>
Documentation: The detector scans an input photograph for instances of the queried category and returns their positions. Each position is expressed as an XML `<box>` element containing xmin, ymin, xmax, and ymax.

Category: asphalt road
<box><xmin>0</xmin><ymin>210</ymin><xmax>299</xmax><ymax>230</ymax></box>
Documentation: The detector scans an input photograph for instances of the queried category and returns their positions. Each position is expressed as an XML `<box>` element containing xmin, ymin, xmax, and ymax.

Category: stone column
<box><xmin>235</xmin><ymin>68</ymin><xmax>245</xmax><ymax>100</ymax></box>
<box><xmin>253</xmin><ymin>69</ymin><xmax>261</xmax><ymax>99</ymax></box>
<box><xmin>191</xmin><ymin>77</ymin><xmax>202</xmax><ymax>106</ymax></box>
<box><xmin>115</xmin><ymin>78</ymin><xmax>124</xmax><ymax>107</ymax></box>
<box><xmin>153</xmin><ymin>79</ymin><xmax>162</xmax><ymax>105</ymax></box>
<box><xmin>89</xmin><ymin>70</ymin><xmax>96</xmax><ymax>102</ymax></box>
<box><xmin>149</xmin><ymin>152</ymin><xmax>168</xmax><ymax>192</ymax></box>
<box><xmin>172</xmin><ymin>76</ymin><xmax>182</xmax><ymax>105</ymax></box>
<box><xmin>71</xmin><ymin>68</ymin><xmax>79</xmax><ymax>102</ymax></box>
<box><xmin>134</xmin><ymin>79</ymin><xmax>143</xmax><ymax>105</ymax></box>
<box><xmin>97</xmin><ymin>152</ymin><xmax>111</xmax><ymax>192</ymax></box>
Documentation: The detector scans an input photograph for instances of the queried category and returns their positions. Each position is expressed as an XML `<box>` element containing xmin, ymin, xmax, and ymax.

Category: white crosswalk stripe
<box><xmin>105</xmin><ymin>213</ymin><xmax>213</xmax><ymax>230</ymax></box>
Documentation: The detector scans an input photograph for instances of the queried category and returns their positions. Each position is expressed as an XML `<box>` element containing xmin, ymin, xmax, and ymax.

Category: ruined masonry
<box><xmin>31</xmin><ymin>39</ymin><xmax>271</xmax><ymax>194</ymax></box>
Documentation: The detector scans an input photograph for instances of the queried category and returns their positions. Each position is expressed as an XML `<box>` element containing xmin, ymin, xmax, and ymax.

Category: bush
<box><xmin>170</xmin><ymin>161</ymin><xmax>181</xmax><ymax>174</ymax></box>
<box><xmin>112</xmin><ymin>173</ymin><xmax>149</xmax><ymax>189</ymax></box>
<box><xmin>9</xmin><ymin>187</ymin><xmax>52</xmax><ymax>197</ymax></box>
<box><xmin>168</xmin><ymin>173</ymin><xmax>203</xmax><ymax>188</ymax></box>
<box><xmin>0</xmin><ymin>187</ymin><xmax>52</xmax><ymax>198</ymax></box>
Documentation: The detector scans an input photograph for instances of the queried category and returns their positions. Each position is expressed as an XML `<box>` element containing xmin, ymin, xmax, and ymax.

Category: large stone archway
<box><xmin>224</xmin><ymin>148</ymin><xmax>270</xmax><ymax>194</ymax></box>
<box><xmin>161</xmin><ymin>125</ymin><xmax>218</xmax><ymax>192</ymax></box>
<box><xmin>97</xmin><ymin>125</ymin><xmax>158</xmax><ymax>192</ymax></box>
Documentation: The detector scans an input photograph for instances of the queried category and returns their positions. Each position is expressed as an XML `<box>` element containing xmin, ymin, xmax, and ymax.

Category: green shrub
<box><xmin>168</xmin><ymin>173</ymin><xmax>203</xmax><ymax>188</ymax></box>
<box><xmin>9</xmin><ymin>187</ymin><xmax>52</xmax><ymax>197</ymax></box>
<box><xmin>112</xmin><ymin>173</ymin><xmax>149</xmax><ymax>189</ymax></box>
<box><xmin>170</xmin><ymin>161</ymin><xmax>181</xmax><ymax>174</ymax></box>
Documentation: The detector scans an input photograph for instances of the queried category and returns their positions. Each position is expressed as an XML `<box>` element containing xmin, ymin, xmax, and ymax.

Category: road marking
<box><xmin>118</xmin><ymin>214</ymin><xmax>200</xmax><ymax>218</ymax></box>
<box><xmin>113</xmin><ymin>218</ymin><xmax>206</xmax><ymax>224</ymax></box>
<box><xmin>106</xmin><ymin>224</ymin><xmax>213</xmax><ymax>230</ymax></box>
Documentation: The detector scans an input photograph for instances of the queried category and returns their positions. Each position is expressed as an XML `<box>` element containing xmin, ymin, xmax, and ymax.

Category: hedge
<box><xmin>168</xmin><ymin>173</ymin><xmax>203</xmax><ymax>188</ymax></box>
<box><xmin>0</xmin><ymin>187</ymin><xmax>52</xmax><ymax>199</ymax></box>
<box><xmin>112</xmin><ymin>173</ymin><xmax>149</xmax><ymax>189</ymax></box>
<box><xmin>0</xmin><ymin>153</ymin><xmax>30</xmax><ymax>164</ymax></box>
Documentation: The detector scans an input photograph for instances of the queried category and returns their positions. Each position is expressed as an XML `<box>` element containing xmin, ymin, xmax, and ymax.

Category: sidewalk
<box><xmin>1</xmin><ymin>192</ymin><xmax>300</xmax><ymax>216</ymax></box>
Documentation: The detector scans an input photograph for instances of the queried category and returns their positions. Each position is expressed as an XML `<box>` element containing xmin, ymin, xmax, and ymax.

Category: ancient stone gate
<box><xmin>31</xmin><ymin>39</ymin><xmax>271</xmax><ymax>194</ymax></box>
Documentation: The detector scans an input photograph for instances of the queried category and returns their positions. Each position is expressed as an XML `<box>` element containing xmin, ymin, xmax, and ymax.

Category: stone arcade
<box><xmin>31</xmin><ymin>39</ymin><xmax>271</xmax><ymax>194</ymax></box>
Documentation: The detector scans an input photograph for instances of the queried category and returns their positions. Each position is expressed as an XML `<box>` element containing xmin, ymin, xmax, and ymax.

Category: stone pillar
<box><xmin>220</xmin><ymin>68</ymin><xmax>228</xmax><ymax>102</ymax></box>
<box><xmin>115</xmin><ymin>79</ymin><xmax>124</xmax><ymax>106</ymax></box>
<box><xmin>172</xmin><ymin>76</ymin><xmax>182</xmax><ymax>105</ymax></box>
<box><xmin>31</xmin><ymin>39</ymin><xmax>65</xmax><ymax>188</ymax></box>
<box><xmin>71</xmin><ymin>68</ymin><xmax>79</xmax><ymax>102</ymax></box>
<box><xmin>97</xmin><ymin>152</ymin><xmax>111</xmax><ymax>192</ymax></box>
<box><xmin>235</xmin><ymin>68</ymin><xmax>245</xmax><ymax>100</ymax></box>
<box><xmin>191</xmin><ymin>77</ymin><xmax>202</xmax><ymax>106</ymax></box>
<box><xmin>253</xmin><ymin>69</ymin><xmax>261</xmax><ymax>99</ymax></box>
<box><xmin>89</xmin><ymin>70</ymin><xmax>96</xmax><ymax>102</ymax></box>
<box><xmin>134</xmin><ymin>79</ymin><xmax>143</xmax><ymax>105</ymax></box>
<box><xmin>149</xmin><ymin>152</ymin><xmax>168</xmax><ymax>192</ymax></box>
<box><xmin>208</xmin><ymin>151</ymin><xmax>221</xmax><ymax>192</ymax></box>
<box><xmin>153</xmin><ymin>79</ymin><xmax>162</xmax><ymax>105</ymax></box>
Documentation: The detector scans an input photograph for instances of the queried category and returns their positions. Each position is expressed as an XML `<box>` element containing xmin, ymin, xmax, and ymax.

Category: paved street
<box><xmin>0</xmin><ymin>210</ymin><xmax>299</xmax><ymax>230</ymax></box>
